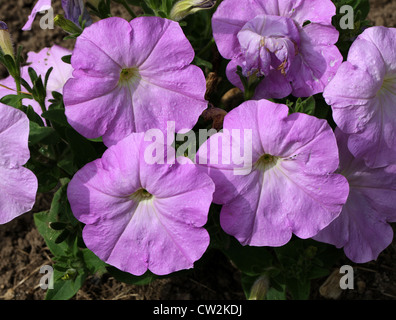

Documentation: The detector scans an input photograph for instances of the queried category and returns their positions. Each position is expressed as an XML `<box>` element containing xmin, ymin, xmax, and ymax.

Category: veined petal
<box><xmin>0</xmin><ymin>166</ymin><xmax>38</xmax><ymax>224</ymax></box>
<box><xmin>0</xmin><ymin>105</ymin><xmax>30</xmax><ymax>168</ymax></box>
<box><xmin>314</xmin><ymin>129</ymin><xmax>396</xmax><ymax>263</ymax></box>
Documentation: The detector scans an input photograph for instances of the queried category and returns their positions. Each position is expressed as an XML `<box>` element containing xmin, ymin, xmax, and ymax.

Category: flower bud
<box><xmin>54</xmin><ymin>14</ymin><xmax>82</xmax><ymax>34</ymax></box>
<box><xmin>0</xmin><ymin>21</ymin><xmax>14</xmax><ymax>58</ymax></box>
<box><xmin>170</xmin><ymin>0</ymin><xmax>216</xmax><ymax>21</ymax></box>
<box><xmin>248</xmin><ymin>275</ymin><xmax>270</xmax><ymax>300</ymax></box>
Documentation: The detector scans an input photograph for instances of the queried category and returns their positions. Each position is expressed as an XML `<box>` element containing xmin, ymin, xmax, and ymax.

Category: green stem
<box><xmin>38</xmin><ymin>100</ymin><xmax>51</xmax><ymax>127</ymax></box>
<box><xmin>14</xmin><ymin>75</ymin><xmax>23</xmax><ymax>110</ymax></box>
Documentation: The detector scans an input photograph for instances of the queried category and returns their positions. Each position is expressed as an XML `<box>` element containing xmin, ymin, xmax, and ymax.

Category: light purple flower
<box><xmin>67</xmin><ymin>132</ymin><xmax>214</xmax><ymax>276</ymax></box>
<box><xmin>197</xmin><ymin>99</ymin><xmax>349</xmax><ymax>246</ymax></box>
<box><xmin>323</xmin><ymin>26</ymin><xmax>396</xmax><ymax>168</ymax></box>
<box><xmin>0</xmin><ymin>45</ymin><xmax>73</xmax><ymax>116</ymax></box>
<box><xmin>314</xmin><ymin>129</ymin><xmax>396</xmax><ymax>263</ymax></box>
<box><xmin>22</xmin><ymin>0</ymin><xmax>92</xmax><ymax>31</ymax></box>
<box><xmin>63</xmin><ymin>17</ymin><xmax>208</xmax><ymax>147</ymax></box>
<box><xmin>0</xmin><ymin>104</ymin><xmax>38</xmax><ymax>224</ymax></box>
<box><xmin>212</xmin><ymin>0</ymin><xmax>342</xmax><ymax>99</ymax></box>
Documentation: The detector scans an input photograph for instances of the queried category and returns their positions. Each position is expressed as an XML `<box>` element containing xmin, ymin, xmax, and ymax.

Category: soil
<box><xmin>1</xmin><ymin>0</ymin><xmax>396</xmax><ymax>301</ymax></box>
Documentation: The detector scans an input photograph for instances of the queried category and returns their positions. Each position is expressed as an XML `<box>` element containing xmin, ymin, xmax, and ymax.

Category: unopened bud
<box><xmin>170</xmin><ymin>0</ymin><xmax>216</xmax><ymax>21</ymax></box>
<box><xmin>54</xmin><ymin>14</ymin><xmax>82</xmax><ymax>34</ymax></box>
<box><xmin>248</xmin><ymin>275</ymin><xmax>270</xmax><ymax>300</ymax></box>
<box><xmin>0</xmin><ymin>21</ymin><xmax>14</xmax><ymax>58</ymax></box>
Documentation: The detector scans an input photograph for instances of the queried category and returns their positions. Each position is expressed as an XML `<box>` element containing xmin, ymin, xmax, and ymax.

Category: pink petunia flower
<box><xmin>67</xmin><ymin>132</ymin><xmax>214</xmax><ymax>276</ymax></box>
<box><xmin>323</xmin><ymin>26</ymin><xmax>396</xmax><ymax>168</ymax></box>
<box><xmin>314</xmin><ymin>129</ymin><xmax>396</xmax><ymax>263</ymax></box>
<box><xmin>0</xmin><ymin>45</ymin><xmax>73</xmax><ymax>116</ymax></box>
<box><xmin>196</xmin><ymin>99</ymin><xmax>349</xmax><ymax>246</ymax></box>
<box><xmin>212</xmin><ymin>0</ymin><xmax>342</xmax><ymax>99</ymax></box>
<box><xmin>0</xmin><ymin>104</ymin><xmax>38</xmax><ymax>224</ymax></box>
<box><xmin>63</xmin><ymin>16</ymin><xmax>208</xmax><ymax>147</ymax></box>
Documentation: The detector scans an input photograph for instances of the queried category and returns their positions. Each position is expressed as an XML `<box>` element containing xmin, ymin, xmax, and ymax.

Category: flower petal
<box><xmin>0</xmin><ymin>166</ymin><xmax>38</xmax><ymax>224</ymax></box>
<box><xmin>0</xmin><ymin>105</ymin><xmax>30</xmax><ymax>168</ymax></box>
<box><xmin>22</xmin><ymin>0</ymin><xmax>52</xmax><ymax>31</ymax></box>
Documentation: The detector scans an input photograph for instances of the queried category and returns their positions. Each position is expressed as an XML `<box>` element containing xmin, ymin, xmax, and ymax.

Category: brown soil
<box><xmin>0</xmin><ymin>0</ymin><xmax>395</xmax><ymax>300</ymax></box>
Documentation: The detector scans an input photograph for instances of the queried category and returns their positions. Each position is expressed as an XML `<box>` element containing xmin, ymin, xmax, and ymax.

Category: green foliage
<box><xmin>332</xmin><ymin>0</ymin><xmax>371</xmax><ymax>58</ymax></box>
<box><xmin>34</xmin><ymin>181</ymin><xmax>106</xmax><ymax>300</ymax></box>
<box><xmin>287</xmin><ymin>96</ymin><xmax>316</xmax><ymax>116</ymax></box>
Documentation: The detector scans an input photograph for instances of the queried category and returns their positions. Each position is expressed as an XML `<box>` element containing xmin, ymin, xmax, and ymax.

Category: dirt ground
<box><xmin>0</xmin><ymin>0</ymin><xmax>396</xmax><ymax>300</ymax></box>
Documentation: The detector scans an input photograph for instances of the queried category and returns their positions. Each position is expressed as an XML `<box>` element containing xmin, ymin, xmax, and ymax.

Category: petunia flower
<box><xmin>0</xmin><ymin>104</ymin><xmax>38</xmax><ymax>224</ymax></box>
<box><xmin>314</xmin><ymin>129</ymin><xmax>396</xmax><ymax>263</ymax></box>
<box><xmin>67</xmin><ymin>132</ymin><xmax>215</xmax><ymax>276</ymax></box>
<box><xmin>0</xmin><ymin>45</ymin><xmax>73</xmax><ymax>117</ymax></box>
<box><xmin>63</xmin><ymin>16</ymin><xmax>208</xmax><ymax>147</ymax></box>
<box><xmin>22</xmin><ymin>0</ymin><xmax>92</xmax><ymax>31</ymax></box>
<box><xmin>323</xmin><ymin>26</ymin><xmax>396</xmax><ymax>168</ymax></box>
<box><xmin>196</xmin><ymin>99</ymin><xmax>349</xmax><ymax>246</ymax></box>
<box><xmin>212</xmin><ymin>0</ymin><xmax>342</xmax><ymax>99</ymax></box>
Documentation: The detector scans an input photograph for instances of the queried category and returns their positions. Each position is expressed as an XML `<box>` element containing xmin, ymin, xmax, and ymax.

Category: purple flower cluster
<box><xmin>2</xmin><ymin>0</ymin><xmax>395</xmax><ymax>276</ymax></box>
<box><xmin>212</xmin><ymin>0</ymin><xmax>343</xmax><ymax>99</ymax></box>
<box><xmin>63</xmin><ymin>11</ymin><xmax>396</xmax><ymax>271</ymax></box>
<box><xmin>317</xmin><ymin>26</ymin><xmax>396</xmax><ymax>263</ymax></box>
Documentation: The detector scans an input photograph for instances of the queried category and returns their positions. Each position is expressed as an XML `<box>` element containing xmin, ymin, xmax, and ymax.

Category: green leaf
<box><xmin>81</xmin><ymin>249</ymin><xmax>107</xmax><ymax>275</ymax></box>
<box><xmin>65</xmin><ymin>129</ymin><xmax>98</xmax><ymax>168</ymax></box>
<box><xmin>33</xmin><ymin>180</ymin><xmax>78</xmax><ymax>255</ymax></box>
<box><xmin>57</xmin><ymin>154</ymin><xmax>79</xmax><ymax>176</ymax></box>
<box><xmin>44</xmin><ymin>67</ymin><xmax>54</xmax><ymax>89</ymax></box>
<box><xmin>49</xmin><ymin>222</ymin><xmax>67</xmax><ymax>230</ymax></box>
<box><xmin>34</xmin><ymin>211</ymin><xmax>69</xmax><ymax>257</ymax></box>
<box><xmin>0</xmin><ymin>93</ymin><xmax>32</xmax><ymax>108</ymax></box>
<box><xmin>266</xmin><ymin>284</ymin><xmax>287</xmax><ymax>300</ymax></box>
<box><xmin>28</xmin><ymin>121</ymin><xmax>60</xmax><ymax>145</ymax></box>
<box><xmin>61</xmin><ymin>55</ymin><xmax>72</xmax><ymax>64</ymax></box>
<box><xmin>193</xmin><ymin>56</ymin><xmax>213</xmax><ymax>70</ymax></box>
<box><xmin>2</xmin><ymin>54</ymin><xmax>17</xmax><ymax>76</ymax></box>
<box><xmin>222</xmin><ymin>237</ymin><xmax>273</xmax><ymax>276</ymax></box>
<box><xmin>45</xmin><ymin>268</ymin><xmax>87</xmax><ymax>300</ymax></box>
<box><xmin>26</xmin><ymin>105</ymin><xmax>45</xmax><ymax>126</ymax></box>
<box><xmin>41</xmin><ymin>109</ymin><xmax>70</xmax><ymax>127</ymax></box>
<box><xmin>55</xmin><ymin>229</ymin><xmax>71</xmax><ymax>244</ymax></box>
<box><xmin>28</xmin><ymin>67</ymin><xmax>39</xmax><ymax>84</ymax></box>
<box><xmin>294</xmin><ymin>96</ymin><xmax>316</xmax><ymax>115</ymax></box>
<box><xmin>106</xmin><ymin>266</ymin><xmax>157</xmax><ymax>285</ymax></box>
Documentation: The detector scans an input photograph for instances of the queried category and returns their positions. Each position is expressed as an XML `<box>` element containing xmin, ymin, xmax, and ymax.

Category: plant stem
<box><xmin>14</xmin><ymin>75</ymin><xmax>23</xmax><ymax>110</ymax></box>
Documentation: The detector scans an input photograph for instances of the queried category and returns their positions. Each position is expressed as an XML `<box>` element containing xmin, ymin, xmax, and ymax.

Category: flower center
<box><xmin>237</xmin><ymin>14</ymin><xmax>300</xmax><ymax>77</ymax></box>
<box><xmin>379</xmin><ymin>74</ymin><xmax>396</xmax><ymax>98</ymax></box>
<box><xmin>119</xmin><ymin>67</ymin><xmax>140</xmax><ymax>86</ymax></box>
<box><xmin>130</xmin><ymin>188</ymin><xmax>153</xmax><ymax>202</ymax></box>
<box><xmin>254</xmin><ymin>153</ymin><xmax>279</xmax><ymax>171</ymax></box>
